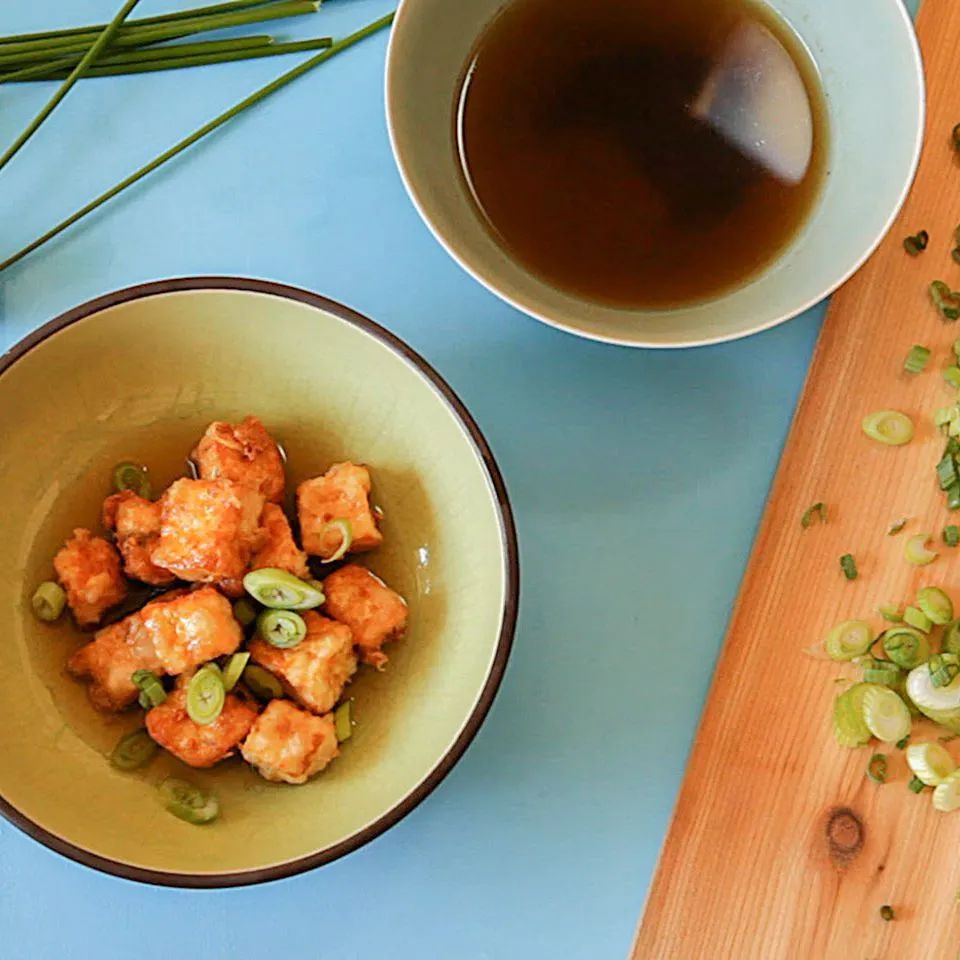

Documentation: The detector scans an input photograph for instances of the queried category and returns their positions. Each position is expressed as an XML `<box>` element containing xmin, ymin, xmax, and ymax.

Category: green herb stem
<box><xmin>0</xmin><ymin>12</ymin><xmax>396</xmax><ymax>274</ymax></box>
<box><xmin>0</xmin><ymin>0</ymin><xmax>272</xmax><ymax>47</ymax></box>
<box><xmin>4</xmin><ymin>36</ymin><xmax>334</xmax><ymax>82</ymax></box>
<box><xmin>0</xmin><ymin>35</ymin><xmax>274</xmax><ymax>83</ymax></box>
<box><xmin>0</xmin><ymin>0</ymin><xmax>142</xmax><ymax>176</ymax></box>
<box><xmin>0</xmin><ymin>1</ymin><xmax>319</xmax><ymax>66</ymax></box>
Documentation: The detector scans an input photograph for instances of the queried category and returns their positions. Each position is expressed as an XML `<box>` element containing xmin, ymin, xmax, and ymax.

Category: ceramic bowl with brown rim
<box><xmin>0</xmin><ymin>278</ymin><xmax>517</xmax><ymax>886</ymax></box>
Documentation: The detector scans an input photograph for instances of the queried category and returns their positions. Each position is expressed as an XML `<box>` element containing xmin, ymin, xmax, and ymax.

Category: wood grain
<box><xmin>632</xmin><ymin>4</ymin><xmax>960</xmax><ymax>958</ymax></box>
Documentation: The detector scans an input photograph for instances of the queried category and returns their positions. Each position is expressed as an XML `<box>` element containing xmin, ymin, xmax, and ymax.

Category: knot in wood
<box><xmin>825</xmin><ymin>807</ymin><xmax>864</xmax><ymax>866</ymax></box>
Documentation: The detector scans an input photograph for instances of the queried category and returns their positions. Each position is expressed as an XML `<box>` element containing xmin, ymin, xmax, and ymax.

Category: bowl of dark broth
<box><xmin>386</xmin><ymin>0</ymin><xmax>924</xmax><ymax>347</ymax></box>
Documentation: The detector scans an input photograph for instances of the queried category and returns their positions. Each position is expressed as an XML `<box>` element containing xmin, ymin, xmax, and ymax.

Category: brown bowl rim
<box><xmin>0</xmin><ymin>276</ymin><xmax>519</xmax><ymax>888</ymax></box>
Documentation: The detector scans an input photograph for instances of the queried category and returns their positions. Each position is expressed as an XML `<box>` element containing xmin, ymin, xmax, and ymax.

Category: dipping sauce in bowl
<box><xmin>455</xmin><ymin>0</ymin><xmax>828</xmax><ymax>308</ymax></box>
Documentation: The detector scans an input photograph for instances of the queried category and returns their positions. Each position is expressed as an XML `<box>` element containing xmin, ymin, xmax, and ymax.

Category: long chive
<box><xmin>0</xmin><ymin>0</ymin><xmax>141</xmax><ymax>176</ymax></box>
<box><xmin>0</xmin><ymin>35</ymin><xmax>278</xmax><ymax>84</ymax></box>
<box><xmin>0</xmin><ymin>1</ymin><xmax>319</xmax><ymax>66</ymax></box>
<box><xmin>0</xmin><ymin>12</ymin><xmax>396</xmax><ymax>274</ymax></box>
<box><xmin>5</xmin><ymin>37</ymin><xmax>334</xmax><ymax>83</ymax></box>
<box><xmin>0</xmin><ymin>0</ymin><xmax>272</xmax><ymax>47</ymax></box>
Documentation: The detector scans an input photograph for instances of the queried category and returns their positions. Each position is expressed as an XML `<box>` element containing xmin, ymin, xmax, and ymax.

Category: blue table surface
<box><xmin>0</xmin><ymin>2</ymin><xmax>920</xmax><ymax>957</ymax></box>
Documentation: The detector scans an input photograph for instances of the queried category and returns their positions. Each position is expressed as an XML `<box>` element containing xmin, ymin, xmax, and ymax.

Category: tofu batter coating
<box><xmin>103</xmin><ymin>491</ymin><xmax>177</xmax><ymax>586</ymax></box>
<box><xmin>250</xmin><ymin>503</ymin><xmax>309</xmax><ymax>579</ymax></box>
<box><xmin>297</xmin><ymin>462</ymin><xmax>383</xmax><ymax>559</ymax></box>
<box><xmin>323</xmin><ymin>564</ymin><xmax>408</xmax><ymax>670</ymax></box>
<box><xmin>53</xmin><ymin>528</ymin><xmax>128</xmax><ymax>626</ymax></box>
<box><xmin>241</xmin><ymin>699</ymin><xmax>338</xmax><ymax>784</ymax></box>
<box><xmin>146</xmin><ymin>684</ymin><xmax>259</xmax><ymax>768</ymax></box>
<box><xmin>248</xmin><ymin>612</ymin><xmax>356</xmax><ymax>715</ymax></box>
<box><xmin>193</xmin><ymin>415</ymin><xmax>285</xmax><ymax>503</ymax></box>
<box><xmin>66</xmin><ymin>587</ymin><xmax>242</xmax><ymax>711</ymax></box>
<box><xmin>137</xmin><ymin>586</ymin><xmax>244</xmax><ymax>675</ymax></box>
<box><xmin>67</xmin><ymin>619</ymin><xmax>163</xmax><ymax>712</ymax></box>
<box><xmin>151</xmin><ymin>478</ymin><xmax>265</xmax><ymax>583</ymax></box>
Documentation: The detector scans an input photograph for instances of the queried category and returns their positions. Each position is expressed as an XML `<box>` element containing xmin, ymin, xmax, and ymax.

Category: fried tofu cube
<box><xmin>193</xmin><ymin>415</ymin><xmax>285</xmax><ymax>503</ymax></box>
<box><xmin>146</xmin><ymin>685</ymin><xmax>259</xmax><ymax>768</ymax></box>
<box><xmin>297</xmin><ymin>463</ymin><xmax>383</xmax><ymax>559</ymax></box>
<box><xmin>103</xmin><ymin>491</ymin><xmax>177</xmax><ymax>587</ymax></box>
<box><xmin>248</xmin><ymin>612</ymin><xmax>356</xmax><ymax>714</ymax></box>
<box><xmin>241</xmin><ymin>699</ymin><xmax>338</xmax><ymax>784</ymax></box>
<box><xmin>53</xmin><ymin>528</ymin><xmax>128</xmax><ymax>626</ymax></box>
<box><xmin>67</xmin><ymin>619</ymin><xmax>163</xmax><ymax>712</ymax></box>
<box><xmin>151</xmin><ymin>478</ymin><xmax>265</xmax><ymax>583</ymax></box>
<box><xmin>250</xmin><ymin>503</ymin><xmax>309</xmax><ymax>579</ymax></box>
<box><xmin>138</xmin><ymin>586</ymin><xmax>243</xmax><ymax>675</ymax></box>
<box><xmin>323</xmin><ymin>564</ymin><xmax>408</xmax><ymax>670</ymax></box>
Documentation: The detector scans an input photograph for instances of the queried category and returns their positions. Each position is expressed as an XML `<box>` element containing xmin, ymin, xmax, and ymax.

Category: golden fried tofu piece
<box><xmin>67</xmin><ymin>619</ymin><xmax>163</xmax><ymax>712</ymax></box>
<box><xmin>241</xmin><ymin>699</ymin><xmax>338</xmax><ymax>784</ymax></box>
<box><xmin>323</xmin><ymin>564</ymin><xmax>408</xmax><ymax>670</ymax></box>
<box><xmin>248</xmin><ymin>612</ymin><xmax>356</xmax><ymax>714</ymax></box>
<box><xmin>193</xmin><ymin>415</ymin><xmax>285</xmax><ymax>503</ymax></box>
<box><xmin>103</xmin><ymin>491</ymin><xmax>176</xmax><ymax>587</ymax></box>
<box><xmin>151</xmin><ymin>478</ymin><xmax>265</xmax><ymax>583</ymax></box>
<box><xmin>250</xmin><ymin>503</ymin><xmax>309</xmax><ymax>579</ymax></box>
<box><xmin>146</xmin><ymin>685</ymin><xmax>259</xmax><ymax>768</ymax></box>
<box><xmin>297</xmin><ymin>463</ymin><xmax>383</xmax><ymax>559</ymax></box>
<box><xmin>138</xmin><ymin>586</ymin><xmax>243</xmax><ymax>675</ymax></box>
<box><xmin>53</xmin><ymin>528</ymin><xmax>128</xmax><ymax>626</ymax></box>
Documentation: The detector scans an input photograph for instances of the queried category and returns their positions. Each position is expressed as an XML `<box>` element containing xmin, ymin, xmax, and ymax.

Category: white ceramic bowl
<box><xmin>386</xmin><ymin>0</ymin><xmax>924</xmax><ymax>348</ymax></box>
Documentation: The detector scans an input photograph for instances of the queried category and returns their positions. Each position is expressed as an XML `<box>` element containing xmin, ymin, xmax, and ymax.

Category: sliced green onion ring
<box><xmin>334</xmin><ymin>700</ymin><xmax>352</xmax><ymax>742</ymax></box>
<box><xmin>241</xmin><ymin>664</ymin><xmax>284</xmax><ymax>700</ymax></box>
<box><xmin>824</xmin><ymin>620</ymin><xmax>873</xmax><ymax>662</ymax></box>
<box><xmin>257</xmin><ymin>608</ymin><xmax>307</xmax><ymax>648</ymax></box>
<box><xmin>929</xmin><ymin>653</ymin><xmax>960</xmax><ymax>689</ymax></box>
<box><xmin>158</xmin><ymin>778</ymin><xmax>219</xmax><ymax>825</ymax></box>
<box><xmin>839</xmin><ymin>554</ymin><xmax>858</xmax><ymax>581</ymax></box>
<box><xmin>945</xmin><ymin>366</ymin><xmax>960</xmax><ymax>390</ymax></box>
<box><xmin>800</xmin><ymin>502</ymin><xmax>826</xmax><ymax>529</ymax></box>
<box><xmin>917</xmin><ymin>586</ymin><xmax>953</xmax><ymax>625</ymax></box>
<box><xmin>882</xmin><ymin>627</ymin><xmax>930</xmax><ymax>670</ymax></box>
<box><xmin>933</xmin><ymin>770</ymin><xmax>960</xmax><ymax>812</ymax></box>
<box><xmin>906</xmin><ymin>741</ymin><xmax>956</xmax><ymax>786</ymax></box>
<box><xmin>904</xmin><ymin>605</ymin><xmax>932</xmax><ymax>633</ymax></box>
<box><xmin>878</xmin><ymin>603</ymin><xmax>903</xmax><ymax>623</ymax></box>
<box><xmin>320</xmin><ymin>518</ymin><xmax>353</xmax><ymax>563</ymax></box>
<box><xmin>866</xmin><ymin>752</ymin><xmax>888</xmax><ymax>784</ymax></box>
<box><xmin>945</xmin><ymin>526</ymin><xmax>960</xmax><ymax>548</ymax></box>
<box><xmin>858</xmin><ymin>657</ymin><xmax>901</xmax><ymax>687</ymax></box>
<box><xmin>862</xmin><ymin>686</ymin><xmax>911</xmax><ymax>743</ymax></box>
<box><xmin>904</xmin><ymin>231</ymin><xmax>929</xmax><ymax>256</ymax></box>
<box><xmin>131</xmin><ymin>669</ymin><xmax>166</xmax><ymax>709</ymax></box>
<box><xmin>110</xmin><ymin>728</ymin><xmax>159</xmax><ymax>771</ymax></box>
<box><xmin>904</xmin><ymin>344</ymin><xmax>931</xmax><ymax>373</ymax></box>
<box><xmin>31</xmin><ymin>581</ymin><xmax>66</xmax><ymax>622</ymax></box>
<box><xmin>232</xmin><ymin>598</ymin><xmax>258</xmax><ymax>627</ymax></box>
<box><xmin>186</xmin><ymin>667</ymin><xmax>225</xmax><ymax>725</ymax></box>
<box><xmin>861</xmin><ymin>410</ymin><xmax>914</xmax><ymax>446</ymax></box>
<box><xmin>905</xmin><ymin>533</ymin><xmax>938</xmax><ymax>566</ymax></box>
<box><xmin>221</xmin><ymin>652</ymin><xmax>250</xmax><ymax>692</ymax></box>
<box><xmin>113</xmin><ymin>460</ymin><xmax>151</xmax><ymax>498</ymax></box>
<box><xmin>242</xmin><ymin>567</ymin><xmax>325</xmax><ymax>610</ymax></box>
<box><xmin>944</xmin><ymin>620</ymin><xmax>960</xmax><ymax>656</ymax></box>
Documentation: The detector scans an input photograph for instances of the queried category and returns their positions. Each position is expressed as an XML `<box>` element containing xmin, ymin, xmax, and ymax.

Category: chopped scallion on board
<box><xmin>944</xmin><ymin>525</ymin><xmax>960</xmax><ymax>547</ymax></box>
<box><xmin>903</xmin><ymin>230</ymin><xmax>929</xmax><ymax>256</ymax></box>
<box><xmin>904</xmin><ymin>344</ymin><xmax>931</xmax><ymax>373</ymax></box>
<box><xmin>801</xmin><ymin>501</ymin><xmax>826</xmax><ymax>528</ymax></box>
<box><xmin>840</xmin><ymin>554</ymin><xmax>858</xmax><ymax>580</ymax></box>
<box><xmin>867</xmin><ymin>753</ymin><xmax>888</xmax><ymax>784</ymax></box>
<box><xmin>931</xmin><ymin>281</ymin><xmax>960</xmax><ymax>321</ymax></box>
<box><xmin>880</xmin><ymin>905</ymin><xmax>895</xmax><ymax>922</ymax></box>
<box><xmin>888</xmin><ymin>518</ymin><xmax>908</xmax><ymax>536</ymax></box>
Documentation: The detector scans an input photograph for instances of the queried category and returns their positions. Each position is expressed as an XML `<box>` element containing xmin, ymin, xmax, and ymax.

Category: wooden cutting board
<box><xmin>631</xmin><ymin>4</ymin><xmax>960</xmax><ymax>959</ymax></box>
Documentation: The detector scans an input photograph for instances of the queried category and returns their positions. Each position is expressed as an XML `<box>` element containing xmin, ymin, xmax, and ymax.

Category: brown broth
<box><xmin>455</xmin><ymin>0</ymin><xmax>828</xmax><ymax>309</ymax></box>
